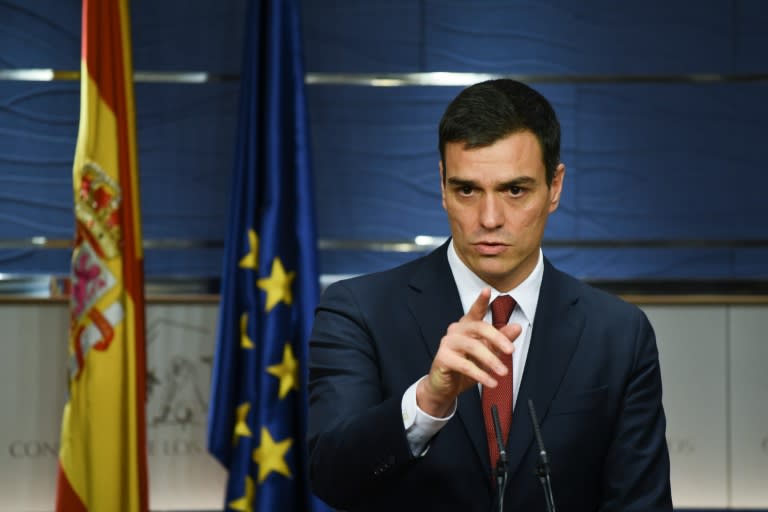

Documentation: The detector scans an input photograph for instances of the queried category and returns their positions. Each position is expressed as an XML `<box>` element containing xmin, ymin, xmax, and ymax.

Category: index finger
<box><xmin>463</xmin><ymin>288</ymin><xmax>491</xmax><ymax>322</ymax></box>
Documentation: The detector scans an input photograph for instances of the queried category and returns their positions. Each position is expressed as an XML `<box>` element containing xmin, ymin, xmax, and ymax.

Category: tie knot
<box><xmin>490</xmin><ymin>295</ymin><xmax>516</xmax><ymax>329</ymax></box>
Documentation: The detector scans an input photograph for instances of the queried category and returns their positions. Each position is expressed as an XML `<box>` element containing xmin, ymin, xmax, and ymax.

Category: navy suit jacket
<box><xmin>308</xmin><ymin>242</ymin><xmax>672</xmax><ymax>511</ymax></box>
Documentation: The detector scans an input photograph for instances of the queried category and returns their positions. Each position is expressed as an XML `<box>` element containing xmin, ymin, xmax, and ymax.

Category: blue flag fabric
<box><xmin>207</xmin><ymin>1</ymin><xmax>329</xmax><ymax>510</ymax></box>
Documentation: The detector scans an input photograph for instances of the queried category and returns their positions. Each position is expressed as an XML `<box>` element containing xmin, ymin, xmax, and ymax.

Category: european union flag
<box><xmin>207</xmin><ymin>1</ymin><xmax>329</xmax><ymax>510</ymax></box>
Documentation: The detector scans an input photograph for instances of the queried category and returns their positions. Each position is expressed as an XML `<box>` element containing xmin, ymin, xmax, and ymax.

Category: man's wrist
<box><xmin>415</xmin><ymin>377</ymin><xmax>454</xmax><ymax>418</ymax></box>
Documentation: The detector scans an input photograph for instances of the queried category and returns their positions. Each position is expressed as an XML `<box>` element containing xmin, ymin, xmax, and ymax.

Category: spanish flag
<box><xmin>55</xmin><ymin>1</ymin><xmax>148</xmax><ymax>511</ymax></box>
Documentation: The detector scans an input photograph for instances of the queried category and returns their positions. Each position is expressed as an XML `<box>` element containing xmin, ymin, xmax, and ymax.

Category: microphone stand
<box><xmin>490</xmin><ymin>405</ymin><xmax>509</xmax><ymax>512</ymax></box>
<box><xmin>528</xmin><ymin>400</ymin><xmax>556</xmax><ymax>512</ymax></box>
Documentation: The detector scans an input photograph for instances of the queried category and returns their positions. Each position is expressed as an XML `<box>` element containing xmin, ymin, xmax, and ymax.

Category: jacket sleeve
<box><xmin>307</xmin><ymin>280</ymin><xmax>417</xmax><ymax>509</ymax></box>
<box><xmin>599</xmin><ymin>309</ymin><xmax>674</xmax><ymax>511</ymax></box>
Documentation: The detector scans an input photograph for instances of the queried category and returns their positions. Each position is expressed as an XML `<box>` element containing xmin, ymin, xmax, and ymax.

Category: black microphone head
<box><xmin>490</xmin><ymin>404</ymin><xmax>505</xmax><ymax>452</ymax></box>
<box><xmin>527</xmin><ymin>400</ymin><xmax>545</xmax><ymax>451</ymax></box>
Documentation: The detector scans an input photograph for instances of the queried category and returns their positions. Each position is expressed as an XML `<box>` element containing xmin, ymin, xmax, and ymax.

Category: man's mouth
<box><xmin>472</xmin><ymin>241</ymin><xmax>508</xmax><ymax>255</ymax></box>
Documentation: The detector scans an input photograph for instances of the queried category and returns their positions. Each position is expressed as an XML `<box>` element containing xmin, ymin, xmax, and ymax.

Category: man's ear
<box><xmin>548</xmin><ymin>163</ymin><xmax>565</xmax><ymax>213</ymax></box>
<box><xmin>439</xmin><ymin>160</ymin><xmax>447</xmax><ymax>210</ymax></box>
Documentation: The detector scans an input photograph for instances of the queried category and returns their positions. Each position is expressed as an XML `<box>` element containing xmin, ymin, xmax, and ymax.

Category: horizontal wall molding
<box><xmin>0</xmin><ymin>69</ymin><xmax>238</xmax><ymax>83</ymax></box>
<box><xmin>2</xmin><ymin>274</ymin><xmax>768</xmax><ymax>302</ymax></box>
<box><xmin>304</xmin><ymin>72</ymin><xmax>768</xmax><ymax>86</ymax></box>
<box><xmin>3</xmin><ymin>237</ymin><xmax>768</xmax><ymax>251</ymax></box>
<box><xmin>0</xmin><ymin>238</ymin><xmax>224</xmax><ymax>250</ymax></box>
<box><xmin>1</xmin><ymin>69</ymin><xmax>768</xmax><ymax>85</ymax></box>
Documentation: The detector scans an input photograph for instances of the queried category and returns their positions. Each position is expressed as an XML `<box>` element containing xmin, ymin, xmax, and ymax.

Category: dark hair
<box><xmin>438</xmin><ymin>79</ymin><xmax>561</xmax><ymax>186</ymax></box>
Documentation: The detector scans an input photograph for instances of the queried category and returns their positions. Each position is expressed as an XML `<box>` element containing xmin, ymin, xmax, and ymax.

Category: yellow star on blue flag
<box><xmin>228</xmin><ymin>475</ymin><xmax>255</xmax><ymax>511</ymax></box>
<box><xmin>257</xmin><ymin>258</ymin><xmax>295</xmax><ymax>312</ymax></box>
<box><xmin>239</xmin><ymin>229</ymin><xmax>259</xmax><ymax>270</ymax></box>
<box><xmin>252</xmin><ymin>427</ymin><xmax>293</xmax><ymax>483</ymax></box>
<box><xmin>232</xmin><ymin>402</ymin><xmax>253</xmax><ymax>444</ymax></box>
<box><xmin>267</xmin><ymin>344</ymin><xmax>299</xmax><ymax>399</ymax></box>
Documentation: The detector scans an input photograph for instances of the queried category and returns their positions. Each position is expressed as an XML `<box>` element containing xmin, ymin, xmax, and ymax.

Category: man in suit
<box><xmin>308</xmin><ymin>79</ymin><xmax>672</xmax><ymax>511</ymax></box>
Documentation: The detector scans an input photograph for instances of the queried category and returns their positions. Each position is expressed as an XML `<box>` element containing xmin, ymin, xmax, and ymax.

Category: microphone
<box><xmin>490</xmin><ymin>405</ymin><xmax>508</xmax><ymax>512</ymax></box>
<box><xmin>527</xmin><ymin>400</ymin><xmax>556</xmax><ymax>512</ymax></box>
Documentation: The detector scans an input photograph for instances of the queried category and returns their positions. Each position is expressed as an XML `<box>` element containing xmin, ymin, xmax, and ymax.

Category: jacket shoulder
<box><xmin>548</xmin><ymin>262</ymin><xmax>646</xmax><ymax>320</ymax></box>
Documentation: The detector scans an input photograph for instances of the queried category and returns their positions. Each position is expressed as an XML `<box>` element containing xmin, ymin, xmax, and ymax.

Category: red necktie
<box><xmin>481</xmin><ymin>294</ymin><xmax>516</xmax><ymax>474</ymax></box>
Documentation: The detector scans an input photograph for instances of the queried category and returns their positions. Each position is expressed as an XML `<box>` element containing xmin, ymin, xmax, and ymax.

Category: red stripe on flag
<box><xmin>81</xmin><ymin>0</ymin><xmax>120</xmax><ymax>114</ymax></box>
<box><xmin>55</xmin><ymin>464</ymin><xmax>87</xmax><ymax>512</ymax></box>
<box><xmin>106</xmin><ymin>3</ymin><xmax>149</xmax><ymax>509</ymax></box>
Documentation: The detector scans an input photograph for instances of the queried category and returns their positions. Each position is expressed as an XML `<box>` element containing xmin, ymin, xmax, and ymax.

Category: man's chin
<box><xmin>471</xmin><ymin>262</ymin><xmax>514</xmax><ymax>285</ymax></box>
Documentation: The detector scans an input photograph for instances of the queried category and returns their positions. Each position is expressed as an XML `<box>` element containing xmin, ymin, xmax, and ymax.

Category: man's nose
<box><xmin>479</xmin><ymin>193</ymin><xmax>503</xmax><ymax>229</ymax></box>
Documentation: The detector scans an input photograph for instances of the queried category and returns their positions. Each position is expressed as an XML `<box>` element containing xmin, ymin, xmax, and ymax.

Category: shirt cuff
<box><xmin>401</xmin><ymin>376</ymin><xmax>457</xmax><ymax>456</ymax></box>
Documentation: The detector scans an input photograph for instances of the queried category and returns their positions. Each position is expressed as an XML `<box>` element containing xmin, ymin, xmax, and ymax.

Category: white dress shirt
<box><xmin>402</xmin><ymin>241</ymin><xmax>544</xmax><ymax>455</ymax></box>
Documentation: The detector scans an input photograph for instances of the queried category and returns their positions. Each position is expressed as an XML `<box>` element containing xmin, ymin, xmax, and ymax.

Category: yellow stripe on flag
<box><xmin>56</xmin><ymin>1</ymin><xmax>148</xmax><ymax>511</ymax></box>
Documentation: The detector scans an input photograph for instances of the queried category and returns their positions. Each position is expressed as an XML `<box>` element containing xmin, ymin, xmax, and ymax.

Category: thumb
<box><xmin>499</xmin><ymin>322</ymin><xmax>522</xmax><ymax>343</ymax></box>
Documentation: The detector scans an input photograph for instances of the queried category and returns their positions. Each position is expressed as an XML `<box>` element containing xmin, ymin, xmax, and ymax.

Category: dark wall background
<box><xmin>1</xmin><ymin>0</ymin><xmax>766</xmax><ymax>283</ymax></box>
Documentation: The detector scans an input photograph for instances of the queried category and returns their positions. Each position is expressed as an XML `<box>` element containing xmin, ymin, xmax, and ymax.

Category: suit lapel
<box><xmin>505</xmin><ymin>260</ymin><xmax>586</xmax><ymax>479</ymax></box>
<box><xmin>405</xmin><ymin>242</ymin><xmax>493</xmax><ymax>481</ymax></box>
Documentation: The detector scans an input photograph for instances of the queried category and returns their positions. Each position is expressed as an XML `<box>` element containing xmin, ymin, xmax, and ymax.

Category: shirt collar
<box><xmin>446</xmin><ymin>239</ymin><xmax>543</xmax><ymax>325</ymax></box>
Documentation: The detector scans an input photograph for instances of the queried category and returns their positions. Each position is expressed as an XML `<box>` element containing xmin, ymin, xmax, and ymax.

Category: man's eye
<box><xmin>459</xmin><ymin>185</ymin><xmax>473</xmax><ymax>195</ymax></box>
<box><xmin>509</xmin><ymin>186</ymin><xmax>523</xmax><ymax>196</ymax></box>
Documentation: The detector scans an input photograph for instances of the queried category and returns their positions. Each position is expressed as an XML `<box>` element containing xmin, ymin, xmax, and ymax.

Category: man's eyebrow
<box><xmin>446</xmin><ymin>176</ymin><xmax>538</xmax><ymax>187</ymax></box>
<box><xmin>446</xmin><ymin>177</ymin><xmax>476</xmax><ymax>187</ymax></box>
<box><xmin>499</xmin><ymin>176</ymin><xmax>537</xmax><ymax>187</ymax></box>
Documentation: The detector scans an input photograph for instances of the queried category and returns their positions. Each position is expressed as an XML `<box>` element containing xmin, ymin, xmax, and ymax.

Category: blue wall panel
<box><xmin>0</xmin><ymin>82</ymin><xmax>77</xmax><ymax>238</ymax></box>
<box><xmin>300</xmin><ymin>0</ymin><xmax>742</xmax><ymax>75</ymax></box>
<box><xmin>545</xmin><ymin>247</ymin><xmax>764</xmax><ymax>280</ymax></box>
<box><xmin>309</xmin><ymin>85</ymin><xmax>448</xmax><ymax>240</ymax></box>
<box><xmin>131</xmin><ymin>0</ymin><xmax>246</xmax><ymax>73</ymax></box>
<box><xmin>424</xmin><ymin>1</ymin><xmax>733</xmax><ymax>74</ymax></box>
<box><xmin>302</xmin><ymin>1</ymin><xmax>423</xmax><ymax>72</ymax></box>
<box><xmin>0</xmin><ymin>81</ymin><xmax>238</xmax><ymax>241</ymax></box>
<box><xmin>0</xmin><ymin>248</ymin><xmax>70</xmax><ymax>275</ymax></box>
<box><xmin>1</xmin><ymin>0</ymin><xmax>767</xmax><ymax>281</ymax></box>
<box><xmin>135</xmin><ymin>82</ymin><xmax>238</xmax><ymax>239</ymax></box>
<box><xmin>0</xmin><ymin>0</ymin><xmax>246</xmax><ymax>72</ymax></box>
<box><xmin>570</xmin><ymin>83</ymin><xmax>767</xmax><ymax>240</ymax></box>
<box><xmin>734</xmin><ymin>0</ymin><xmax>768</xmax><ymax>73</ymax></box>
<box><xmin>0</xmin><ymin>1</ymin><xmax>79</xmax><ymax>69</ymax></box>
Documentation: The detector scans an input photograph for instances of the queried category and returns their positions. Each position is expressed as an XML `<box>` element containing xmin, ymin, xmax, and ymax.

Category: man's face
<box><xmin>440</xmin><ymin>131</ymin><xmax>564</xmax><ymax>292</ymax></box>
